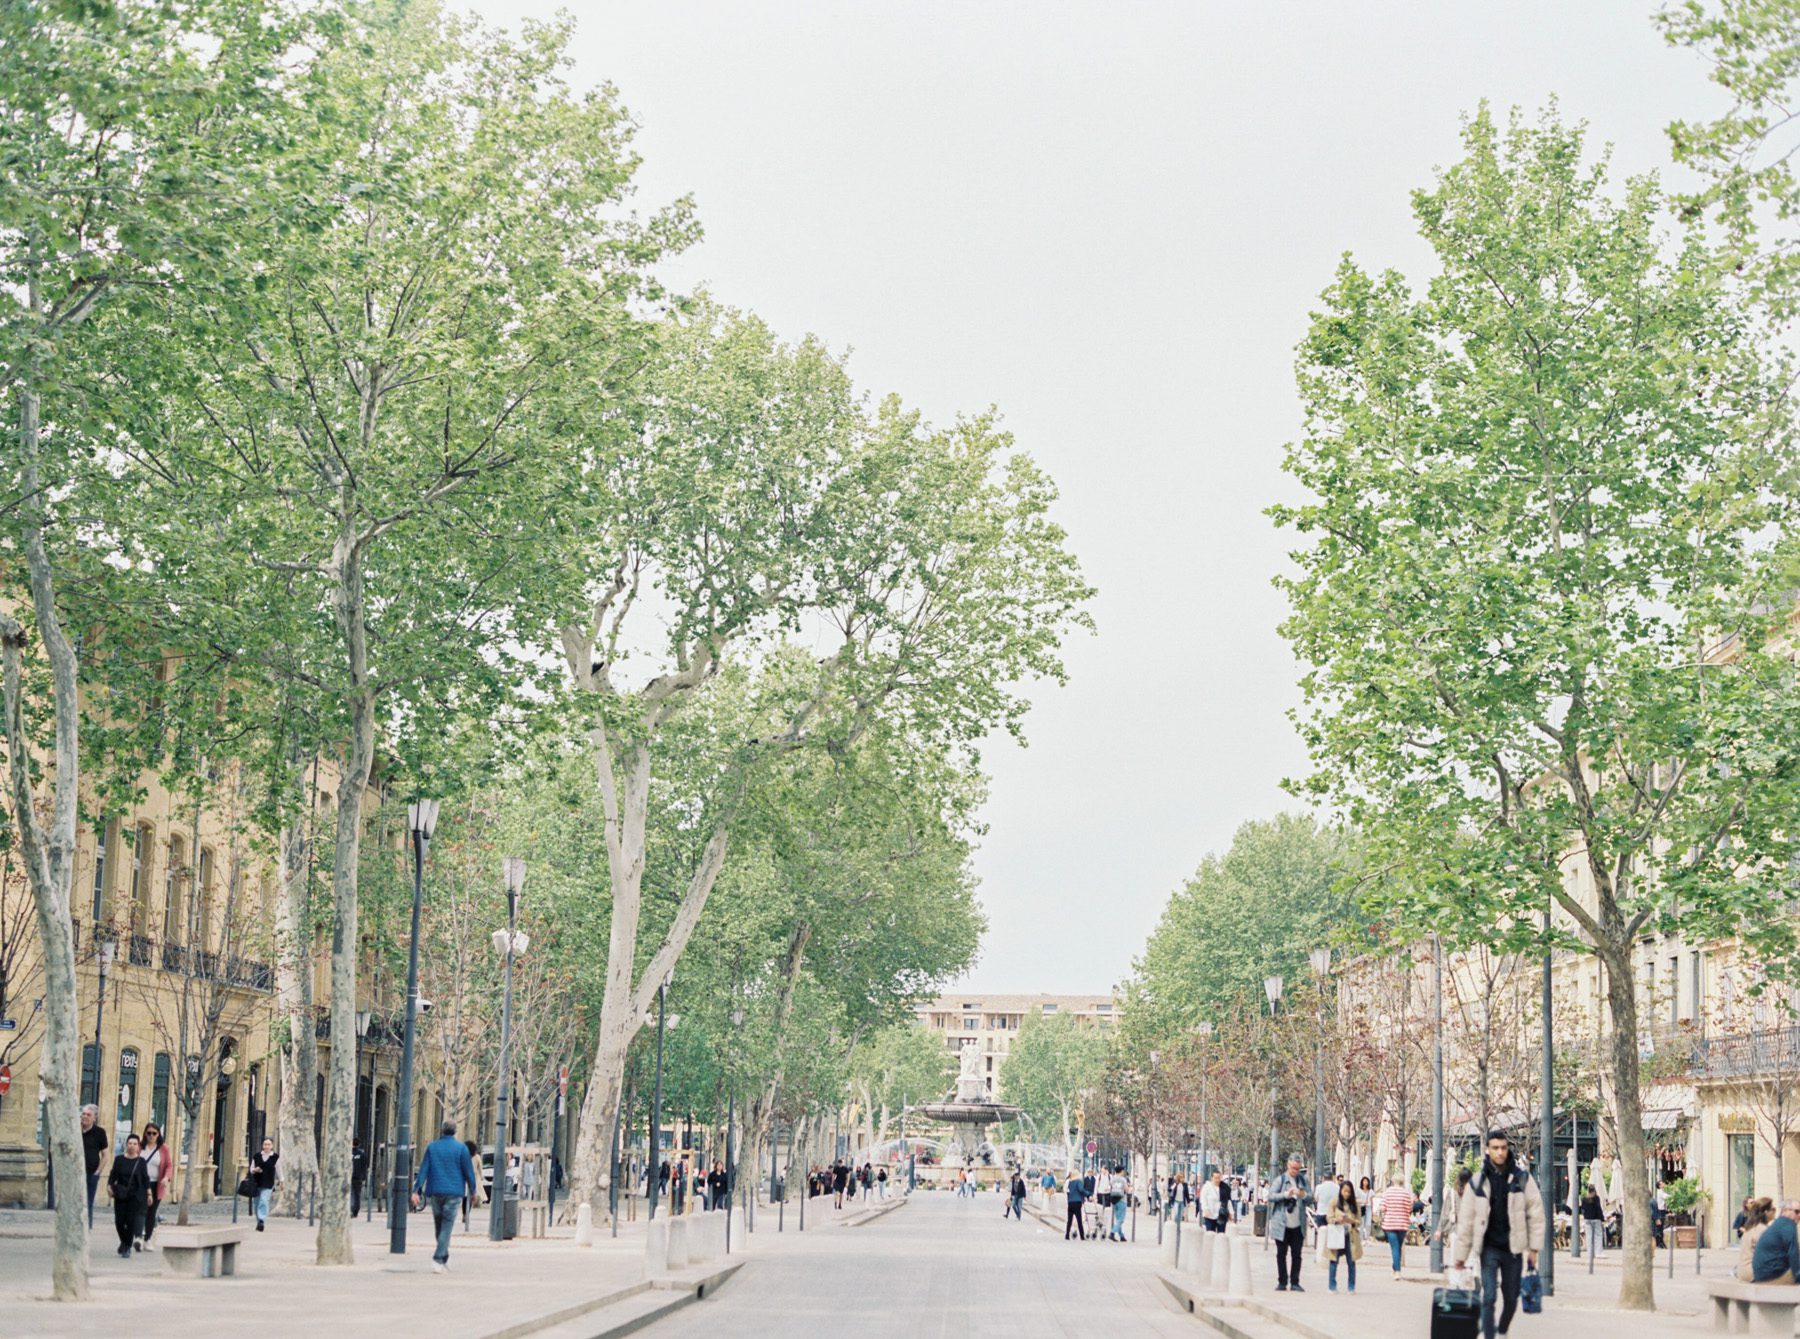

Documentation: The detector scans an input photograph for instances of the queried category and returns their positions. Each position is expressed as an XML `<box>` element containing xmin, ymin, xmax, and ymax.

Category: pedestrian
<box><xmin>1378</xmin><ymin>1172</ymin><xmax>1414</xmax><ymax>1278</ymax></box>
<box><xmin>1110</xmin><ymin>1166</ymin><xmax>1130</xmax><ymax>1242</ymax></box>
<box><xmin>1579</xmin><ymin>1182</ymin><xmax>1605</xmax><ymax>1261</ymax></box>
<box><xmin>1326</xmin><ymin>1178</ymin><xmax>1362</xmax><ymax>1293</ymax></box>
<box><xmin>1064</xmin><ymin>1166</ymin><xmax>1088</xmax><ymax>1240</ymax></box>
<box><xmin>412</xmin><ymin>1119</ymin><xmax>479</xmax><ymax>1274</ymax></box>
<box><xmin>1200</xmin><ymin>1169</ymin><xmax>1222</xmax><ymax>1232</ymax></box>
<box><xmin>350</xmin><ymin>1137</ymin><xmax>368</xmax><ymax>1218</ymax></box>
<box><xmin>1752</xmin><ymin>1200</ymin><xmax>1800</xmax><ymax>1283</ymax></box>
<box><xmin>877</xmin><ymin>1165</ymin><xmax>889</xmax><ymax>1199</ymax></box>
<box><xmin>1270</xmin><ymin>1155</ymin><xmax>1310</xmax><ymax>1291</ymax></box>
<box><xmin>248</xmin><ymin>1136</ymin><xmax>279</xmax><ymax>1231</ymax></box>
<box><xmin>1435</xmin><ymin>1167</ymin><xmax>1471</xmax><ymax>1253</ymax></box>
<box><xmin>464</xmin><ymin>1139</ymin><xmax>484</xmax><ymax>1229</ymax></box>
<box><xmin>1736</xmin><ymin>1197</ymin><xmax>1775</xmax><ymax>1281</ymax></box>
<box><xmin>1651</xmin><ymin>1185</ymin><xmax>1667</xmax><ymax>1249</ymax></box>
<box><xmin>1451</xmin><ymin>1131</ymin><xmax>1545</xmax><ymax>1339</ymax></box>
<box><xmin>106</xmin><ymin>1133</ymin><xmax>150</xmax><ymax>1259</ymax></box>
<box><xmin>1040</xmin><ymin>1167</ymin><xmax>1056</xmax><ymax>1201</ymax></box>
<box><xmin>709</xmin><ymin>1161</ymin><xmax>728</xmax><ymax>1210</ymax></box>
<box><xmin>1005</xmin><ymin>1169</ymin><xmax>1027</xmax><ymax>1220</ymax></box>
<box><xmin>140</xmin><ymin>1122</ymin><xmax>172</xmax><ymax>1247</ymax></box>
<box><xmin>861</xmin><ymin>1161</ymin><xmax>874</xmax><ymax>1201</ymax></box>
<box><xmin>1208</xmin><ymin>1170</ymin><xmax>1231</xmax><ymax>1231</ymax></box>
<box><xmin>1735</xmin><ymin>1196</ymin><xmax>1754</xmax><ymax>1239</ymax></box>
<box><xmin>81</xmin><ymin>1104</ymin><xmax>109</xmax><ymax>1230</ymax></box>
<box><xmin>1358</xmin><ymin>1175</ymin><xmax>1374</xmax><ymax>1235</ymax></box>
<box><xmin>834</xmin><ymin>1161</ymin><xmax>849</xmax><ymax>1208</ymax></box>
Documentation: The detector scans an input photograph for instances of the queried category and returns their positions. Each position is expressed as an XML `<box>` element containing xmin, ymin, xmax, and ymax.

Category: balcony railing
<box><xmin>1691</xmin><ymin>1026</ymin><xmax>1800</xmax><ymax>1081</ymax></box>
<box><xmin>129</xmin><ymin>934</ymin><xmax>154</xmax><ymax>968</ymax></box>
<box><xmin>161</xmin><ymin>942</ymin><xmax>187</xmax><ymax>973</ymax></box>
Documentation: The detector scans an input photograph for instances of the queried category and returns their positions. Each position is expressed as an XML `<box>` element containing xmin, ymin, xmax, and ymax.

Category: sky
<box><xmin>468</xmin><ymin>0</ymin><xmax>1725</xmax><ymax>995</ymax></box>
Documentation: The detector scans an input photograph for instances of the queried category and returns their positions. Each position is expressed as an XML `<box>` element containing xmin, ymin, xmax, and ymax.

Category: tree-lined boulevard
<box><xmin>14</xmin><ymin>0</ymin><xmax>1800</xmax><ymax>1336</ymax></box>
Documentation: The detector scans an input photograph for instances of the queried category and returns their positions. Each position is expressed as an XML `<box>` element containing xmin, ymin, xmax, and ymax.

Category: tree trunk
<box><xmin>273</xmin><ymin>800</ymin><xmax>319</xmax><ymax>1216</ymax></box>
<box><xmin>1600</xmin><ymin>940</ymin><xmax>1655</xmax><ymax>1311</ymax></box>
<box><xmin>0</xmin><ymin>376</ymin><xmax>91</xmax><ymax>1301</ymax></box>
<box><xmin>316</xmin><ymin>534</ymin><xmax>376</xmax><ymax>1265</ymax></box>
<box><xmin>174</xmin><ymin>1098</ymin><xmax>204</xmax><ymax>1226</ymax></box>
<box><xmin>561</xmin><ymin>730</ymin><xmax>730</xmax><ymax>1216</ymax></box>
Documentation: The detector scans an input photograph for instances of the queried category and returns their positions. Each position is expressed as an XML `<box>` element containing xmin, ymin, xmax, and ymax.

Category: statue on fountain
<box><xmin>954</xmin><ymin>1038</ymin><xmax>985</xmax><ymax>1103</ymax></box>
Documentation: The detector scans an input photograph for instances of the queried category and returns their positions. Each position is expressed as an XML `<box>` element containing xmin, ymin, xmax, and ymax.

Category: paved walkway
<box><xmin>651</xmin><ymin>1189</ymin><xmax>1197</xmax><ymax>1339</ymax></box>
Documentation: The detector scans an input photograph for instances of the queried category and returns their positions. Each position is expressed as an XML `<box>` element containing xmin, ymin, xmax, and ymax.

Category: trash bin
<box><xmin>502</xmin><ymin>1193</ymin><xmax>520</xmax><ymax>1240</ymax></box>
<box><xmin>1253</xmin><ymin>1204</ymin><xmax>1268</xmax><ymax>1238</ymax></box>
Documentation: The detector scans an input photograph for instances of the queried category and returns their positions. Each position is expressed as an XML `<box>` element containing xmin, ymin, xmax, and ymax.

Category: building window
<box><xmin>1691</xmin><ymin>953</ymin><xmax>1704</xmax><ymax>1026</ymax></box>
<box><xmin>152</xmin><ymin>1053</ymin><xmax>172</xmax><ymax>1130</ymax></box>
<box><xmin>963</xmin><ymin>1017</ymin><xmax>978</xmax><ymax>1031</ymax></box>
<box><xmin>91</xmin><ymin>820</ymin><xmax>112</xmax><ymax>923</ymax></box>
<box><xmin>196</xmin><ymin>847</ymin><xmax>214</xmax><ymax>949</ymax></box>
<box><xmin>163</xmin><ymin>836</ymin><xmax>187</xmax><ymax>946</ymax></box>
<box><xmin>1095</xmin><ymin>1004</ymin><xmax>1112</xmax><ymax>1014</ymax></box>
<box><xmin>1669</xmin><ymin>956</ymin><xmax>1680</xmax><ymax>1024</ymax></box>
<box><xmin>129</xmin><ymin>824</ymin><xmax>153</xmax><ymax>937</ymax></box>
<box><xmin>1042</xmin><ymin>1004</ymin><xmax>1057</xmax><ymax>1014</ymax></box>
<box><xmin>1728</xmin><ymin>1134</ymin><xmax>1756</xmax><ymax>1222</ymax></box>
<box><xmin>81</xmin><ymin>1043</ymin><xmax>102</xmax><ymax>1108</ymax></box>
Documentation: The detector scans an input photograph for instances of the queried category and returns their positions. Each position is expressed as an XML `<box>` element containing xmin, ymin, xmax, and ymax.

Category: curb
<box><xmin>839</xmin><ymin>1197</ymin><xmax>907</xmax><ymax>1228</ymax></box>
<box><xmin>478</xmin><ymin>1260</ymin><xmax>744</xmax><ymax>1339</ymax></box>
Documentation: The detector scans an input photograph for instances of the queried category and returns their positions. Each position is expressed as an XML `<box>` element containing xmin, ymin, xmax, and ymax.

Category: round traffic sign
<box><xmin>0</xmin><ymin>1065</ymin><xmax>11</xmax><ymax>1096</ymax></box>
<box><xmin>1085</xmin><ymin>1139</ymin><xmax>1097</xmax><ymax>1154</ymax></box>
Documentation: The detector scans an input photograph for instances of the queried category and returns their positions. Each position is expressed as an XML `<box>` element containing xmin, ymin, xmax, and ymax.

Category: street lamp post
<box><xmin>1147</xmin><ymin>1049</ymin><xmax>1159</xmax><ymax>1246</ymax></box>
<box><xmin>1540</xmin><ymin>906</ymin><xmax>1556</xmax><ymax>1296</ymax></box>
<box><xmin>726</xmin><ymin>1006</ymin><xmax>742</xmax><ymax>1254</ymax></box>
<box><xmin>488</xmin><ymin>857</ymin><xmax>528</xmax><ymax>1242</ymax></box>
<box><xmin>1429</xmin><ymin>933</ymin><xmax>1446</xmax><ymax>1274</ymax></box>
<box><xmin>93</xmin><ymin>933</ymin><xmax>116</xmax><ymax>1098</ymax></box>
<box><xmin>647</xmin><ymin>974</ymin><xmax>670</xmax><ymax>1221</ymax></box>
<box><xmin>354</xmin><ymin>1007</ymin><xmax>371</xmax><ymax>1220</ymax></box>
<box><xmin>1310</xmin><ymin>949</ymin><xmax>1331</xmax><ymax>1182</ymax></box>
<box><xmin>389</xmin><ymin>798</ymin><xmax>438</xmax><ymax>1254</ymax></box>
<box><xmin>1267</xmin><ymin>971</ymin><xmax>1281</xmax><ymax>1245</ymax></box>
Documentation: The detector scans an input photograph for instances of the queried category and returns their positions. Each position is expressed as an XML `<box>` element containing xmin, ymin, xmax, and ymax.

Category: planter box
<box><xmin>1672</xmin><ymin>1225</ymin><xmax>1698</xmax><ymax>1250</ymax></box>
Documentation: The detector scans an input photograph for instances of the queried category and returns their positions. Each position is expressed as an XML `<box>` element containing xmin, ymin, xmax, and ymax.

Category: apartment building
<box><xmin>912</xmin><ymin>993</ymin><xmax>1116</xmax><ymax>1099</ymax></box>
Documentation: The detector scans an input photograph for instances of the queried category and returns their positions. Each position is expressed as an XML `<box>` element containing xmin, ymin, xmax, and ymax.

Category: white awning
<box><xmin>1641</xmin><ymin>1109</ymin><xmax>1687</xmax><ymax>1131</ymax></box>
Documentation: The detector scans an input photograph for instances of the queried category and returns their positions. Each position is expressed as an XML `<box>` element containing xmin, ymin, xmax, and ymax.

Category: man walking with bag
<box><xmin>1453</xmin><ymin>1131</ymin><xmax>1544</xmax><ymax>1339</ymax></box>
<box><xmin>1271</xmin><ymin>1154</ymin><xmax>1311</xmax><ymax>1292</ymax></box>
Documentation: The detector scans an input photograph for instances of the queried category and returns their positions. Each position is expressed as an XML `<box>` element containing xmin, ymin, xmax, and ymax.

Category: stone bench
<box><xmin>1707</xmin><ymin>1280</ymin><xmax>1800</xmax><ymax>1334</ymax></box>
<box><xmin>156</xmin><ymin>1225</ymin><xmax>248</xmax><ymax>1278</ymax></box>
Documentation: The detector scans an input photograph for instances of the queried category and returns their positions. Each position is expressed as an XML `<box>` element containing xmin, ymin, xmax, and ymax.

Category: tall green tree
<box><xmin>158</xmin><ymin>2</ymin><xmax>690</xmax><ymax>1262</ymax></box>
<box><xmin>1274</xmin><ymin>106</ymin><xmax>1800</xmax><ymax>1311</ymax></box>
<box><xmin>999</xmin><ymin>1012</ymin><xmax>1109</xmax><ymax>1169</ymax></box>
<box><xmin>0</xmin><ymin>0</ymin><xmax>305</xmax><ymax>1297</ymax></box>
<box><xmin>1131</xmin><ymin>814</ymin><xmax>1357</xmax><ymax>1036</ymax></box>
<box><xmin>557</xmin><ymin>304</ymin><xmax>1092</xmax><ymax>1211</ymax></box>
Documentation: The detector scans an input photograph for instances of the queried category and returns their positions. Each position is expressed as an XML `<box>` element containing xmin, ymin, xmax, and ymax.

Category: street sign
<box><xmin>558</xmin><ymin>1065</ymin><xmax>568</xmax><ymax>1094</ymax></box>
<box><xmin>0</xmin><ymin>1065</ymin><xmax>12</xmax><ymax>1096</ymax></box>
<box><xmin>1085</xmin><ymin>1139</ymin><xmax>1097</xmax><ymax>1155</ymax></box>
<box><xmin>0</xmin><ymin>1018</ymin><xmax>16</xmax><ymax>1031</ymax></box>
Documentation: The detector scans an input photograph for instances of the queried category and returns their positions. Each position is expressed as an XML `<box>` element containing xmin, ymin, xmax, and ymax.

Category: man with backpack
<box><xmin>1453</xmin><ymin>1131</ymin><xmax>1544</xmax><ymax>1339</ymax></box>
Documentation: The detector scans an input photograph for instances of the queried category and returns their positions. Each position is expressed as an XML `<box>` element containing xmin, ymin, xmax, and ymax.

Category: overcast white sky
<box><xmin>470</xmin><ymin>0</ymin><xmax>1723</xmax><ymax>995</ymax></box>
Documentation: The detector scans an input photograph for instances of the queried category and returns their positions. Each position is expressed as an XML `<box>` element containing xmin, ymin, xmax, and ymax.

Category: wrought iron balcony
<box><xmin>1690</xmin><ymin>1026</ymin><xmax>1800</xmax><ymax>1081</ymax></box>
<box><xmin>129</xmin><ymin>934</ymin><xmax>154</xmax><ymax>967</ymax></box>
<box><xmin>161</xmin><ymin>942</ymin><xmax>187</xmax><ymax>973</ymax></box>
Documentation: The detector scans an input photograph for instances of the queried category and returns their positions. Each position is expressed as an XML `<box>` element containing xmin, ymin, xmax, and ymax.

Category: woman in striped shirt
<box><xmin>1378</xmin><ymin>1174</ymin><xmax>1416</xmax><ymax>1278</ymax></box>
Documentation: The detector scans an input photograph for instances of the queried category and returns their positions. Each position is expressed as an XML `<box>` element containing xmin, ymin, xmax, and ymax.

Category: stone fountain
<box><xmin>911</xmin><ymin>1040</ymin><xmax>1021</xmax><ymax>1181</ymax></box>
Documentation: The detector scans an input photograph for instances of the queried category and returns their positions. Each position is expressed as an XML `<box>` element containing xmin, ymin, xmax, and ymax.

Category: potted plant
<box><xmin>1664</xmin><ymin>1176</ymin><xmax>1705</xmax><ymax>1250</ymax></box>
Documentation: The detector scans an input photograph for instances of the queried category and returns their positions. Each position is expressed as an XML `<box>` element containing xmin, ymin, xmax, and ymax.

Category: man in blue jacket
<box><xmin>413</xmin><ymin>1119</ymin><xmax>478</xmax><ymax>1273</ymax></box>
<box><xmin>1753</xmin><ymin>1200</ymin><xmax>1800</xmax><ymax>1284</ymax></box>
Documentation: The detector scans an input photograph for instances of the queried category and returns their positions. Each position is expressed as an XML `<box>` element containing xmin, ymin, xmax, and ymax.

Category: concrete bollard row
<box><xmin>644</xmin><ymin>1219</ymin><xmax>671</xmax><ymax>1277</ymax></box>
<box><xmin>1227</xmin><ymin>1233</ymin><xmax>1253</xmax><ymax>1298</ymax></box>
<box><xmin>1159</xmin><ymin>1227</ymin><xmax>1180</xmax><ymax>1267</ymax></box>
<box><xmin>1210</xmin><ymin>1228</ymin><xmax>1231</xmax><ymax>1289</ymax></box>
<box><xmin>665</xmin><ymin>1217</ymin><xmax>690</xmax><ymax>1270</ymax></box>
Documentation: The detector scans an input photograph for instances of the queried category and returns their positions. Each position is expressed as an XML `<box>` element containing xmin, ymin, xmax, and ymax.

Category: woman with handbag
<box><xmin>107</xmin><ymin>1133</ymin><xmax>151</xmax><ymax>1259</ymax></box>
<box><xmin>140</xmin><ymin>1123</ymin><xmax>172</xmax><ymax>1247</ymax></box>
<box><xmin>249</xmin><ymin>1136</ymin><xmax>279</xmax><ymax>1231</ymax></box>
<box><xmin>1326</xmin><ymin>1179</ymin><xmax>1362</xmax><ymax>1293</ymax></box>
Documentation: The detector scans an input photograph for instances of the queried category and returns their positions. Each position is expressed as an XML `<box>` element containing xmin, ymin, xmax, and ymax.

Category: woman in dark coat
<box><xmin>107</xmin><ymin>1133</ymin><xmax>150</xmax><ymax>1258</ymax></box>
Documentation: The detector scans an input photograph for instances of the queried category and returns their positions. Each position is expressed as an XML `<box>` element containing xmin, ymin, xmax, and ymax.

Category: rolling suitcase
<box><xmin>1430</xmin><ymin>1285</ymin><xmax>1481</xmax><ymax>1339</ymax></box>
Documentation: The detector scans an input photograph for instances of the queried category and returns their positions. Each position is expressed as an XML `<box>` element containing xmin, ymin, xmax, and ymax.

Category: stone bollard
<box><xmin>645</xmin><ymin>1219</ymin><xmax>672</xmax><ymax>1278</ymax></box>
<box><xmin>1159</xmin><ymin>1226</ymin><xmax>1180</xmax><ymax>1267</ymax></box>
<box><xmin>1227</xmin><ymin>1234</ymin><xmax>1253</xmax><ymax>1298</ymax></box>
<box><xmin>1211</xmin><ymin>1229</ymin><xmax>1231</xmax><ymax>1289</ymax></box>
<box><xmin>574</xmin><ymin>1202</ymin><xmax>594</xmax><ymax>1247</ymax></box>
<box><xmin>666</xmin><ymin>1216</ymin><xmax>690</xmax><ymax>1270</ymax></box>
<box><xmin>1195</xmin><ymin>1230</ymin><xmax>1216</xmax><ymax>1282</ymax></box>
<box><xmin>1177</xmin><ymin>1227</ymin><xmax>1205</xmax><ymax>1275</ymax></box>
